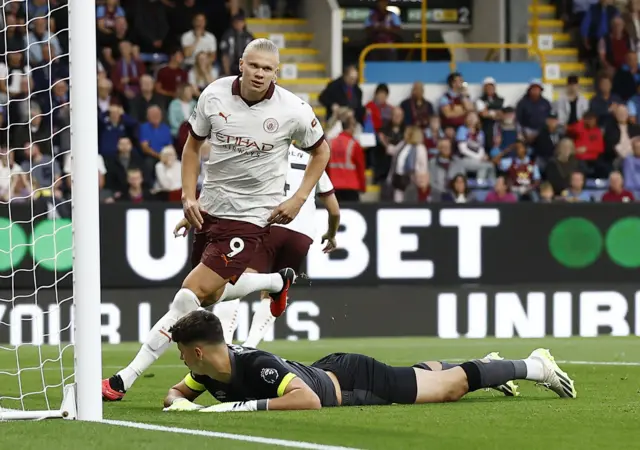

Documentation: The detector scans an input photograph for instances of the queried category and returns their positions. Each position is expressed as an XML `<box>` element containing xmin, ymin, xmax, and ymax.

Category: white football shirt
<box><xmin>189</xmin><ymin>76</ymin><xmax>325</xmax><ymax>227</ymax></box>
<box><xmin>274</xmin><ymin>145</ymin><xmax>334</xmax><ymax>240</ymax></box>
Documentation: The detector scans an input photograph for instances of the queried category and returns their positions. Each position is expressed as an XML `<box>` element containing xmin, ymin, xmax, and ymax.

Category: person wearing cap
<box><xmin>476</xmin><ymin>77</ymin><xmax>504</xmax><ymax>148</ymax></box>
<box><xmin>219</xmin><ymin>12</ymin><xmax>255</xmax><ymax>76</ymax></box>
<box><xmin>439</xmin><ymin>72</ymin><xmax>473</xmax><ymax>129</ymax></box>
<box><xmin>515</xmin><ymin>79</ymin><xmax>552</xmax><ymax>142</ymax></box>
<box><xmin>556</xmin><ymin>75</ymin><xmax>590</xmax><ymax>127</ymax></box>
<box><xmin>532</xmin><ymin>111</ymin><xmax>563</xmax><ymax>172</ymax></box>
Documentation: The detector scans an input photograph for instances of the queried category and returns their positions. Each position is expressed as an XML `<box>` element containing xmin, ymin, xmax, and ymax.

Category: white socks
<box><xmin>524</xmin><ymin>358</ymin><xmax>545</xmax><ymax>382</ymax></box>
<box><xmin>218</xmin><ymin>273</ymin><xmax>283</xmax><ymax>302</ymax></box>
<box><xmin>215</xmin><ymin>297</ymin><xmax>276</xmax><ymax>348</ymax></box>
<box><xmin>117</xmin><ymin>288</ymin><xmax>200</xmax><ymax>391</ymax></box>
<box><xmin>244</xmin><ymin>298</ymin><xmax>276</xmax><ymax>348</ymax></box>
<box><xmin>214</xmin><ymin>299</ymin><xmax>241</xmax><ymax>344</ymax></box>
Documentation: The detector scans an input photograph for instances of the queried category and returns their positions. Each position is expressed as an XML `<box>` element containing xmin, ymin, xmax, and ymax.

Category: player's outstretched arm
<box><xmin>163</xmin><ymin>377</ymin><xmax>205</xmax><ymax>411</ymax></box>
<box><xmin>198</xmin><ymin>376</ymin><xmax>322</xmax><ymax>413</ymax></box>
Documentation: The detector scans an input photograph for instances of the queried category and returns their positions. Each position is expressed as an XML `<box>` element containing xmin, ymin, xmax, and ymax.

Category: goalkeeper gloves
<box><xmin>162</xmin><ymin>398</ymin><xmax>205</xmax><ymax>412</ymax></box>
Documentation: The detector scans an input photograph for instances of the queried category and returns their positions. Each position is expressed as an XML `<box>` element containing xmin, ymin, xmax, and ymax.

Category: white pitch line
<box><xmin>103</xmin><ymin>419</ymin><xmax>362</xmax><ymax>450</ymax></box>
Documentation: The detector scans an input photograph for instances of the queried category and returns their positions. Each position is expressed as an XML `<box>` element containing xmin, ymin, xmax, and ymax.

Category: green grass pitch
<box><xmin>2</xmin><ymin>337</ymin><xmax>640</xmax><ymax>449</ymax></box>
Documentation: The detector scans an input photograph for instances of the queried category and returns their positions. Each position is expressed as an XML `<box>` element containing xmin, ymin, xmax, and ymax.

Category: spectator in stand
<box><xmin>97</xmin><ymin>77</ymin><xmax>120</xmax><ymax>114</ymax></box>
<box><xmin>25</xmin><ymin>18</ymin><xmax>62</xmax><ymax>68</ymax></box>
<box><xmin>319</xmin><ymin>66</ymin><xmax>364</xmax><ymax>123</ymax></box>
<box><xmin>561</xmin><ymin>170</ymin><xmax>592</xmax><ymax>201</ymax></box>
<box><xmin>476</xmin><ymin>77</ymin><xmax>504</xmax><ymax>148</ymax></box>
<box><xmin>485</xmin><ymin>175</ymin><xmax>517</xmax><ymax>203</ymax></box>
<box><xmin>516</xmin><ymin>79</ymin><xmax>552</xmax><ymax>141</ymax></box>
<box><xmin>569</xmin><ymin>110</ymin><xmax>606</xmax><ymax>175</ymax></box>
<box><xmin>389</xmin><ymin>126</ymin><xmax>428</xmax><ymax>202</ymax></box>
<box><xmin>326</xmin><ymin>107</ymin><xmax>363</xmax><ymax>141</ymax></box>
<box><xmin>17</xmin><ymin>103</ymin><xmax>52</xmax><ymax>156</ymax></box>
<box><xmin>626</xmin><ymin>82</ymin><xmax>640</xmax><ymax>122</ymax></box>
<box><xmin>428</xmin><ymin>138</ymin><xmax>461</xmax><ymax>201</ymax></box>
<box><xmin>602</xmin><ymin>169</ymin><xmax>635</xmax><ymax>200</ymax></box>
<box><xmin>21</xmin><ymin>142</ymin><xmax>62</xmax><ymax>197</ymax></box>
<box><xmin>598</xmin><ymin>16</ymin><xmax>634</xmax><ymax>75</ymax></box>
<box><xmin>326</xmin><ymin>115</ymin><xmax>366</xmax><ymax>202</ymax></box>
<box><xmin>132</xmin><ymin>0</ymin><xmax>170</xmax><ymax>54</ymax></box>
<box><xmin>556</xmin><ymin>75</ymin><xmax>590</xmax><ymax>127</ymax></box>
<box><xmin>168</xmin><ymin>84</ymin><xmax>196</xmax><ymax>138</ymax></box>
<box><xmin>99</xmin><ymin>12</ymin><xmax>130</xmax><ymax>71</ymax></box>
<box><xmin>424</xmin><ymin>116</ymin><xmax>444</xmax><ymax>158</ymax></box>
<box><xmin>111</xmin><ymin>40</ymin><xmax>146</xmax><ymax>102</ymax></box>
<box><xmin>0</xmin><ymin>149</ymin><xmax>24</xmax><ymax>203</ymax></box>
<box><xmin>189</xmin><ymin>51</ymin><xmax>218</xmax><ymax>98</ymax></box>
<box><xmin>129</xmin><ymin>74</ymin><xmax>165</xmax><ymax>124</ymax></box>
<box><xmin>4</xmin><ymin>52</ymin><xmax>31</xmax><ymax>127</ymax></box>
<box><xmin>376</xmin><ymin>106</ymin><xmax>405</xmax><ymax>184</ymax></box>
<box><xmin>154</xmin><ymin>145</ymin><xmax>182</xmax><ymax>196</ymax></box>
<box><xmin>139</xmin><ymin>105</ymin><xmax>173</xmax><ymax>183</ymax></box>
<box><xmin>114</xmin><ymin>167</ymin><xmax>154</xmax><ymax>203</ymax></box>
<box><xmin>538</xmin><ymin>181</ymin><xmax>556</xmax><ymax>202</ymax></box>
<box><xmin>581</xmin><ymin>0</ymin><xmax>620</xmax><ymax>67</ymax></box>
<box><xmin>98</xmin><ymin>104</ymin><xmax>137</xmax><ymax>158</ymax></box>
<box><xmin>104</xmin><ymin>136</ymin><xmax>144</xmax><ymax>194</ymax></box>
<box><xmin>365</xmin><ymin>84</ymin><xmax>393</xmax><ymax>132</ymax></box>
<box><xmin>251</xmin><ymin>0</ymin><xmax>300</xmax><ymax>18</ymax></box>
<box><xmin>590</xmin><ymin>73</ymin><xmax>621</xmax><ymax>127</ymax></box>
<box><xmin>181</xmin><ymin>13</ymin><xmax>217</xmax><ymax>68</ymax></box>
<box><xmin>441</xmin><ymin>173</ymin><xmax>476</xmax><ymax>203</ymax></box>
<box><xmin>622</xmin><ymin>0</ymin><xmax>640</xmax><ymax>49</ymax></box>
<box><xmin>613</xmin><ymin>51</ymin><xmax>640</xmax><ymax>100</ymax></box>
<box><xmin>604</xmin><ymin>104</ymin><xmax>640</xmax><ymax>167</ymax></box>
<box><xmin>533</xmin><ymin>111</ymin><xmax>563</xmax><ymax>171</ymax></box>
<box><xmin>219</xmin><ymin>13</ymin><xmax>254</xmax><ymax>77</ymax></box>
<box><xmin>364</xmin><ymin>0</ymin><xmax>402</xmax><ymax>61</ymax></box>
<box><xmin>439</xmin><ymin>72</ymin><xmax>474</xmax><ymax>130</ymax></box>
<box><xmin>63</xmin><ymin>152</ymin><xmax>112</xmax><ymax>202</ymax></box>
<box><xmin>499</xmin><ymin>139</ymin><xmax>541</xmax><ymax>201</ymax></box>
<box><xmin>155</xmin><ymin>49</ymin><xmax>188</xmax><ymax>104</ymax></box>
<box><xmin>455</xmin><ymin>112</ymin><xmax>495</xmax><ymax>182</ymax></box>
<box><xmin>0</xmin><ymin>13</ymin><xmax>25</xmax><ymax>58</ymax></box>
<box><xmin>96</xmin><ymin>0</ymin><xmax>126</xmax><ymax>50</ymax></box>
<box><xmin>546</xmin><ymin>138</ymin><xmax>582</xmax><ymax>195</ymax></box>
<box><xmin>623</xmin><ymin>137</ymin><xmax>640</xmax><ymax>192</ymax></box>
<box><xmin>491</xmin><ymin>106</ymin><xmax>523</xmax><ymax>161</ymax></box>
<box><xmin>399</xmin><ymin>82</ymin><xmax>434</xmax><ymax>129</ymax></box>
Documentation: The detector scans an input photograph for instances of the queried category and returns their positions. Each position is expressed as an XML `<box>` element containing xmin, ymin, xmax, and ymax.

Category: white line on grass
<box><xmin>103</xmin><ymin>419</ymin><xmax>362</xmax><ymax>450</ymax></box>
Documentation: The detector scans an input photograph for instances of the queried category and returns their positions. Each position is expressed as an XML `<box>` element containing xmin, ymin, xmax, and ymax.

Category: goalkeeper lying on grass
<box><xmin>163</xmin><ymin>310</ymin><xmax>576</xmax><ymax>413</ymax></box>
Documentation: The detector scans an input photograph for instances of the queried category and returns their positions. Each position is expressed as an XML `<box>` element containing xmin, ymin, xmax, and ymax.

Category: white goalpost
<box><xmin>0</xmin><ymin>0</ymin><xmax>102</xmax><ymax>421</ymax></box>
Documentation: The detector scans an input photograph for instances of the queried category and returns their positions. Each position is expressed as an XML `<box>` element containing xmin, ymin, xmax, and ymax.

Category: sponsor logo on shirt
<box><xmin>217</xmin><ymin>112</ymin><xmax>231</xmax><ymax>123</ymax></box>
<box><xmin>213</xmin><ymin>132</ymin><xmax>275</xmax><ymax>156</ymax></box>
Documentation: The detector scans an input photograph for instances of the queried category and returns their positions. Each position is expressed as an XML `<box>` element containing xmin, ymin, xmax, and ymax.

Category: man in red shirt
<box><xmin>365</xmin><ymin>83</ymin><xmax>393</xmax><ymax>131</ymax></box>
<box><xmin>601</xmin><ymin>170</ymin><xmax>635</xmax><ymax>202</ymax></box>
<box><xmin>327</xmin><ymin>116</ymin><xmax>366</xmax><ymax>202</ymax></box>
<box><xmin>155</xmin><ymin>49</ymin><xmax>188</xmax><ymax>102</ymax></box>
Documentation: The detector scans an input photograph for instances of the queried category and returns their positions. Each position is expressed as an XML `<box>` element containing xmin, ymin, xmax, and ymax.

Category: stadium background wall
<box><xmin>0</xmin><ymin>285</ymin><xmax>639</xmax><ymax>345</ymax></box>
<box><xmin>2</xmin><ymin>203</ymin><xmax>640</xmax><ymax>289</ymax></box>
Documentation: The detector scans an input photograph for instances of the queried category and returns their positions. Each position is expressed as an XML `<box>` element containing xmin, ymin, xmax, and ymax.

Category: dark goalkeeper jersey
<box><xmin>183</xmin><ymin>345</ymin><xmax>339</xmax><ymax>407</ymax></box>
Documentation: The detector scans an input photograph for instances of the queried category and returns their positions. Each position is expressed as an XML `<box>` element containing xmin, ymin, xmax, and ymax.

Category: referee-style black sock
<box><xmin>460</xmin><ymin>360</ymin><xmax>527</xmax><ymax>392</ymax></box>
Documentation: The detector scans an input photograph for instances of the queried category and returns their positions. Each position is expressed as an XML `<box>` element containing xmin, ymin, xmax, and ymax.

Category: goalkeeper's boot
<box><xmin>528</xmin><ymin>348</ymin><xmax>577</xmax><ymax>399</ymax></box>
<box><xmin>102</xmin><ymin>375</ymin><xmax>126</xmax><ymax>401</ymax></box>
<box><xmin>484</xmin><ymin>352</ymin><xmax>520</xmax><ymax>397</ymax></box>
<box><xmin>269</xmin><ymin>268</ymin><xmax>296</xmax><ymax>317</ymax></box>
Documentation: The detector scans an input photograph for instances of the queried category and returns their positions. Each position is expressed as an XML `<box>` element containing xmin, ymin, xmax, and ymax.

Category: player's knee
<box><xmin>171</xmin><ymin>288</ymin><xmax>201</xmax><ymax>315</ymax></box>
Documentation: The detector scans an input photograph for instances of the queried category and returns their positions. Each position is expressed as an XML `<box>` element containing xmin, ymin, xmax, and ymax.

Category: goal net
<box><xmin>0</xmin><ymin>0</ymin><xmax>102</xmax><ymax>421</ymax></box>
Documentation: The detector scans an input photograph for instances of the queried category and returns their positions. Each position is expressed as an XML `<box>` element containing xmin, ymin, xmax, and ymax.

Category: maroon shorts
<box><xmin>191</xmin><ymin>215</ymin><xmax>269</xmax><ymax>284</ymax></box>
<box><xmin>249</xmin><ymin>226</ymin><xmax>313</xmax><ymax>273</ymax></box>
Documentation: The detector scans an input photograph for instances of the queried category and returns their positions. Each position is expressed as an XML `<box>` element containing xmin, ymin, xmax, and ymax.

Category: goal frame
<box><xmin>0</xmin><ymin>0</ymin><xmax>103</xmax><ymax>422</ymax></box>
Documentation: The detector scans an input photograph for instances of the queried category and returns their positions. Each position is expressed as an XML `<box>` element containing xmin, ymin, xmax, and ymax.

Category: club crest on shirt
<box><xmin>260</xmin><ymin>368</ymin><xmax>279</xmax><ymax>384</ymax></box>
<box><xmin>263</xmin><ymin>118</ymin><xmax>279</xmax><ymax>133</ymax></box>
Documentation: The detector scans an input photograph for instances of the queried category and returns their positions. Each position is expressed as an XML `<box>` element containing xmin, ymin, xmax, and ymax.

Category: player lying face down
<box><xmin>162</xmin><ymin>310</ymin><xmax>576</xmax><ymax>413</ymax></box>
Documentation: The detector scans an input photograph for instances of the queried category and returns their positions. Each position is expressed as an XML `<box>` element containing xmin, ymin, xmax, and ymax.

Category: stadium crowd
<box><xmin>2</xmin><ymin>0</ymin><xmax>640</xmax><ymax>206</ymax></box>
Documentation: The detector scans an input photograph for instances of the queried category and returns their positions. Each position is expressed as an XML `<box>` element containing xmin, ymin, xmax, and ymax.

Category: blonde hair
<box><xmin>242</xmin><ymin>38</ymin><xmax>280</xmax><ymax>63</ymax></box>
<box><xmin>160</xmin><ymin>145</ymin><xmax>177</xmax><ymax>158</ymax></box>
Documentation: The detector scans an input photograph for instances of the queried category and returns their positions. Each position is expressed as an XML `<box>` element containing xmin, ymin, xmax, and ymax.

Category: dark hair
<box><xmin>447</xmin><ymin>72</ymin><xmax>462</xmax><ymax>87</ymax></box>
<box><xmin>374</xmin><ymin>83</ymin><xmax>389</xmax><ymax>95</ymax></box>
<box><xmin>450</xmin><ymin>173</ymin><xmax>469</xmax><ymax>194</ymax></box>
<box><xmin>567</xmin><ymin>75</ymin><xmax>579</xmax><ymax>85</ymax></box>
<box><xmin>583</xmin><ymin>110</ymin><xmax>597</xmax><ymax>120</ymax></box>
<box><xmin>169</xmin><ymin>310</ymin><xmax>225</xmax><ymax>346</ymax></box>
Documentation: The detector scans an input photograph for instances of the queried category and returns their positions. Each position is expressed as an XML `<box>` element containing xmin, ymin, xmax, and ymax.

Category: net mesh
<box><xmin>0</xmin><ymin>0</ymin><xmax>75</xmax><ymax>415</ymax></box>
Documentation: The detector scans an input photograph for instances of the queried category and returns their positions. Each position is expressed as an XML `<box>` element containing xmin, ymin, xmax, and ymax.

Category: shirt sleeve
<box><xmin>188</xmin><ymin>91</ymin><xmax>212</xmax><ymax>140</ymax></box>
<box><xmin>292</xmin><ymin>102</ymin><xmax>325</xmax><ymax>151</ymax></box>
<box><xmin>245</xmin><ymin>354</ymin><xmax>297</xmax><ymax>399</ymax></box>
<box><xmin>183</xmin><ymin>372</ymin><xmax>207</xmax><ymax>393</ymax></box>
<box><xmin>316</xmin><ymin>171</ymin><xmax>334</xmax><ymax>196</ymax></box>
